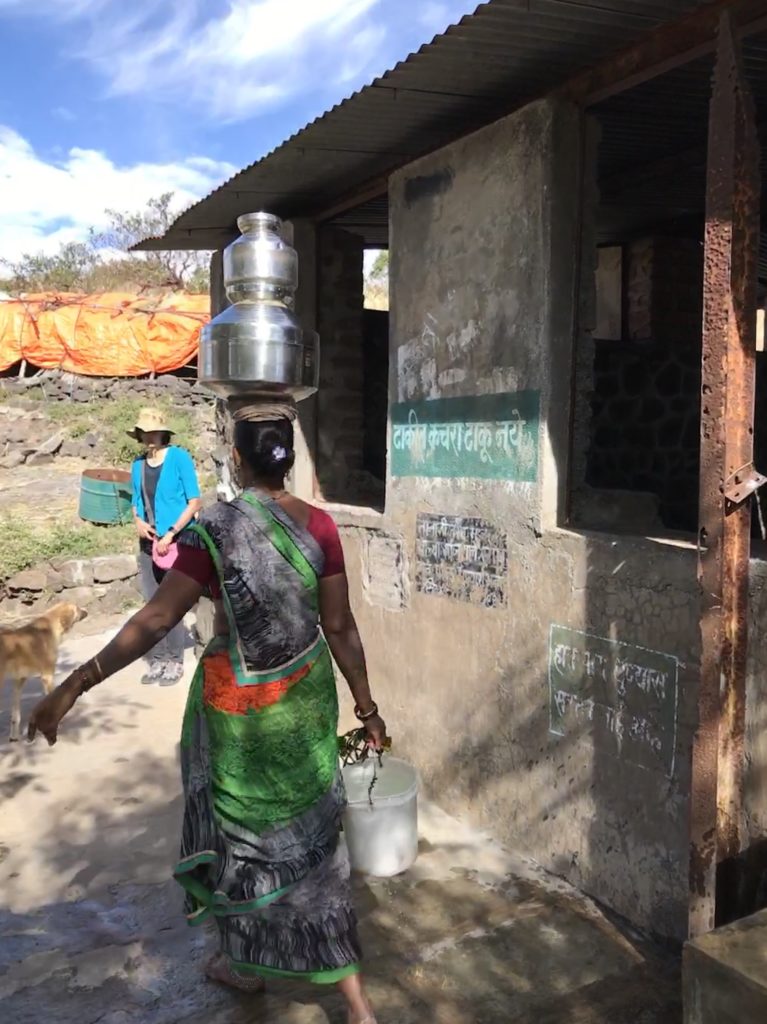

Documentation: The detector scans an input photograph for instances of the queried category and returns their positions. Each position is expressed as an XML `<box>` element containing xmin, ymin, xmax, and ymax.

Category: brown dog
<box><xmin>0</xmin><ymin>602</ymin><xmax>87</xmax><ymax>742</ymax></box>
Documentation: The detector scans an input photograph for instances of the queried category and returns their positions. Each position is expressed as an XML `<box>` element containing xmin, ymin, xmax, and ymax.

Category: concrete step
<box><xmin>684</xmin><ymin>908</ymin><xmax>767</xmax><ymax>1023</ymax></box>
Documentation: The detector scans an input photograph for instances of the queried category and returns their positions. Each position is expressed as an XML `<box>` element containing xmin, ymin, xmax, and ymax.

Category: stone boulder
<box><xmin>45</xmin><ymin>567</ymin><xmax>65</xmax><ymax>594</ymax></box>
<box><xmin>6</xmin><ymin>569</ymin><xmax>48</xmax><ymax>593</ymax></box>
<box><xmin>26</xmin><ymin>451</ymin><xmax>54</xmax><ymax>466</ymax></box>
<box><xmin>26</xmin><ymin>429</ymin><xmax>66</xmax><ymax>466</ymax></box>
<box><xmin>59</xmin><ymin>439</ymin><xmax>87</xmax><ymax>459</ymax></box>
<box><xmin>91</xmin><ymin>555</ymin><xmax>138</xmax><ymax>584</ymax></box>
<box><xmin>98</xmin><ymin>579</ymin><xmax>142</xmax><ymax>616</ymax></box>
<box><xmin>52</xmin><ymin>559</ymin><xmax>95</xmax><ymax>587</ymax></box>
<box><xmin>36</xmin><ymin>431</ymin><xmax>66</xmax><ymax>455</ymax></box>
<box><xmin>64</xmin><ymin>586</ymin><xmax>97</xmax><ymax>609</ymax></box>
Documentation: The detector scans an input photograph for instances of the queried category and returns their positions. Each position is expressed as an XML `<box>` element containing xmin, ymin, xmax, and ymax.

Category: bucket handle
<box><xmin>339</xmin><ymin>728</ymin><xmax>393</xmax><ymax>806</ymax></box>
<box><xmin>338</xmin><ymin>728</ymin><xmax>391</xmax><ymax>767</ymax></box>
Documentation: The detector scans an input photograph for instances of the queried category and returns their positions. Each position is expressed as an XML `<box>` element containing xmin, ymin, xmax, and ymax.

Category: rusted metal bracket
<box><xmin>724</xmin><ymin>464</ymin><xmax>767</xmax><ymax>507</ymax></box>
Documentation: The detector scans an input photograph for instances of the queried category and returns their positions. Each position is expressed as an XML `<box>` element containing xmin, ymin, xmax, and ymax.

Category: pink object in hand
<box><xmin>152</xmin><ymin>539</ymin><xmax>179</xmax><ymax>571</ymax></box>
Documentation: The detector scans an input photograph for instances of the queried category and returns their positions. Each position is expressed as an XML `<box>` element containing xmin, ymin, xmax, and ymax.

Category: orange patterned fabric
<box><xmin>202</xmin><ymin>650</ymin><xmax>312</xmax><ymax>714</ymax></box>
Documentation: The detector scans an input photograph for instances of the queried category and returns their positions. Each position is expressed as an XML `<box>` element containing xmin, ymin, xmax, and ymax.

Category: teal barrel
<box><xmin>79</xmin><ymin>469</ymin><xmax>133</xmax><ymax>526</ymax></box>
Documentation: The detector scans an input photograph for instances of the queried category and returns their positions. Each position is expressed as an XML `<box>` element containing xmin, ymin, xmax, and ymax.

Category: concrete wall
<box><xmin>322</xmin><ymin>96</ymin><xmax>767</xmax><ymax>940</ymax></box>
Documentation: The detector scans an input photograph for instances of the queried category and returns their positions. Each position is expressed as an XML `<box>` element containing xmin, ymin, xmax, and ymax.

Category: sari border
<box><xmin>187</xmin><ymin>521</ymin><xmax>325</xmax><ymax>686</ymax></box>
<box><xmin>174</xmin><ymin>861</ymin><xmax>296</xmax><ymax>918</ymax></box>
<box><xmin>239</xmin><ymin>492</ymin><xmax>320</xmax><ymax>594</ymax></box>
<box><xmin>231</xmin><ymin>959</ymin><xmax>360</xmax><ymax>986</ymax></box>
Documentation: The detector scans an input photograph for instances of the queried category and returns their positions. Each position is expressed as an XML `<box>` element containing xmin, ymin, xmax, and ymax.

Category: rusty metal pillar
<box><xmin>690</xmin><ymin>13</ymin><xmax>761</xmax><ymax>938</ymax></box>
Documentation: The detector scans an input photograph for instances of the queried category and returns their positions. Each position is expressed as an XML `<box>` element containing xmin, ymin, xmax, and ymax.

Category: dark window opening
<box><xmin>362</xmin><ymin>308</ymin><xmax>388</xmax><ymax>484</ymax></box>
<box><xmin>585</xmin><ymin>236</ymin><xmax>704</xmax><ymax>535</ymax></box>
<box><xmin>315</xmin><ymin>226</ymin><xmax>388</xmax><ymax>511</ymax></box>
<box><xmin>570</xmin><ymin>46</ymin><xmax>767</xmax><ymax>541</ymax></box>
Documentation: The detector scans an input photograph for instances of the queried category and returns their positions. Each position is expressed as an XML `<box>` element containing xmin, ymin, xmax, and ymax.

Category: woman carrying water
<box><xmin>29</xmin><ymin>404</ymin><xmax>385</xmax><ymax>1024</ymax></box>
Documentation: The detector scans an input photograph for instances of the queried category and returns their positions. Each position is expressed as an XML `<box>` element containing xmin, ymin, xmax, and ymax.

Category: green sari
<box><xmin>174</xmin><ymin>493</ymin><xmax>361</xmax><ymax>982</ymax></box>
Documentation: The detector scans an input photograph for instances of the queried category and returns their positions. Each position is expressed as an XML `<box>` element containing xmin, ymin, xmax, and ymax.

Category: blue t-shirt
<box><xmin>131</xmin><ymin>446</ymin><xmax>201</xmax><ymax>537</ymax></box>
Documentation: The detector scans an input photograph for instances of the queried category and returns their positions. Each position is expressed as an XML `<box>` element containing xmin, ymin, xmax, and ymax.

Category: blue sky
<box><xmin>0</xmin><ymin>0</ymin><xmax>474</xmax><ymax>262</ymax></box>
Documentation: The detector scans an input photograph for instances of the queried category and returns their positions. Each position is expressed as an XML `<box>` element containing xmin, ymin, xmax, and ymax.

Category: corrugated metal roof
<box><xmin>324</xmin><ymin>29</ymin><xmax>767</xmax><ymax>275</ymax></box>
<box><xmin>594</xmin><ymin>29</ymin><xmax>767</xmax><ymax>267</ymax></box>
<box><xmin>138</xmin><ymin>0</ymin><xmax>709</xmax><ymax>251</ymax></box>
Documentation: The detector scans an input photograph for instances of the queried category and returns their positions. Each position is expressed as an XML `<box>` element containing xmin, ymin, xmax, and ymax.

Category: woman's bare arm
<box><xmin>319</xmin><ymin>573</ymin><xmax>375</xmax><ymax>713</ymax></box>
<box><xmin>28</xmin><ymin>570</ymin><xmax>204</xmax><ymax>744</ymax></box>
<box><xmin>88</xmin><ymin>570</ymin><xmax>203</xmax><ymax>682</ymax></box>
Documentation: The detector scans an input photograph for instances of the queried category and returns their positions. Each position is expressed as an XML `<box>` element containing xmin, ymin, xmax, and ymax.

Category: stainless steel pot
<box><xmin>224</xmin><ymin>212</ymin><xmax>297</xmax><ymax>303</ymax></box>
<box><xmin>199</xmin><ymin>212</ymin><xmax>319</xmax><ymax>400</ymax></box>
<box><xmin>199</xmin><ymin>302</ymin><xmax>318</xmax><ymax>400</ymax></box>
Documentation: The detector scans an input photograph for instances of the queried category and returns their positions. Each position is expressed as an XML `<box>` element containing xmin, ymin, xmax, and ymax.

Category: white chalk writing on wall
<box><xmin>548</xmin><ymin>625</ymin><xmax>679</xmax><ymax>776</ymax></box>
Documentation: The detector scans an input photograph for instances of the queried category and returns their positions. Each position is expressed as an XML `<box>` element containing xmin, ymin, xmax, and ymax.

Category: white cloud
<box><xmin>418</xmin><ymin>2</ymin><xmax>471</xmax><ymax>36</ymax></box>
<box><xmin>0</xmin><ymin>0</ymin><xmax>473</xmax><ymax>123</ymax></box>
<box><xmin>0</xmin><ymin>126</ymin><xmax>235</xmax><ymax>262</ymax></box>
<box><xmin>89</xmin><ymin>0</ymin><xmax>384</xmax><ymax>122</ymax></box>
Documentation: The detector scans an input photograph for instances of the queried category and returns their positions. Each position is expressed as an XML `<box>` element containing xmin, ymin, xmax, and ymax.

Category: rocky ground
<box><xmin>0</xmin><ymin>374</ymin><xmax>218</xmax><ymax>619</ymax></box>
<box><xmin>0</xmin><ymin>457</ymin><xmax>84</xmax><ymax>524</ymax></box>
<box><xmin>0</xmin><ymin>620</ymin><xmax>683</xmax><ymax>1024</ymax></box>
<box><xmin>0</xmin><ymin>371</ymin><xmax>216</xmax><ymax>471</ymax></box>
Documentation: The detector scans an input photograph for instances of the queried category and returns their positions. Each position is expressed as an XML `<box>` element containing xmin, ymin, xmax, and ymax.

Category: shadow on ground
<box><xmin>0</xmin><ymin>629</ymin><xmax>683</xmax><ymax>1024</ymax></box>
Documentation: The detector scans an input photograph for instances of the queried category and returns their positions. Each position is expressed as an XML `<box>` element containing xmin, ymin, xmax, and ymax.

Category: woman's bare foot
<box><xmin>338</xmin><ymin>972</ymin><xmax>376</xmax><ymax>1023</ymax></box>
<box><xmin>204</xmin><ymin>952</ymin><xmax>266</xmax><ymax>993</ymax></box>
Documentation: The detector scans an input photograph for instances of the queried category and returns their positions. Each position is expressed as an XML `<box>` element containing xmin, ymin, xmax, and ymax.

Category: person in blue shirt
<box><xmin>129</xmin><ymin>407</ymin><xmax>202</xmax><ymax>685</ymax></box>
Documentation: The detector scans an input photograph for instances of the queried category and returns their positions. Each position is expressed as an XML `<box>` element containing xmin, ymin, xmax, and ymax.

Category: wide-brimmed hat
<box><xmin>127</xmin><ymin>407</ymin><xmax>175</xmax><ymax>440</ymax></box>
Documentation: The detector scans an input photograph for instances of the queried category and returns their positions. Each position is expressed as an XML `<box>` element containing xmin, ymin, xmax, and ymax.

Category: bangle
<box><xmin>76</xmin><ymin>658</ymin><xmax>103</xmax><ymax>695</ymax></box>
<box><xmin>355</xmin><ymin>701</ymin><xmax>378</xmax><ymax>722</ymax></box>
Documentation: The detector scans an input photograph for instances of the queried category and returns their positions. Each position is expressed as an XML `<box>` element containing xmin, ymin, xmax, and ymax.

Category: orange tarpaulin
<box><xmin>0</xmin><ymin>292</ymin><xmax>210</xmax><ymax>376</ymax></box>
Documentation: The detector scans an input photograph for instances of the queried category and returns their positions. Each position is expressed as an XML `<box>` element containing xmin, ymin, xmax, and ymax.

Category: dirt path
<box><xmin>0</xmin><ymin>622</ymin><xmax>682</xmax><ymax>1024</ymax></box>
<box><xmin>0</xmin><ymin>460</ymin><xmax>86</xmax><ymax>527</ymax></box>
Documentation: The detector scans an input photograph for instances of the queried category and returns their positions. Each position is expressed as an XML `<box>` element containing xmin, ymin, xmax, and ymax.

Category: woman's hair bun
<box><xmin>233</xmin><ymin>418</ymin><xmax>295</xmax><ymax>478</ymax></box>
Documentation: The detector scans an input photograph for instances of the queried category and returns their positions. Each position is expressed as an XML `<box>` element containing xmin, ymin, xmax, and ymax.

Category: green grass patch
<box><xmin>45</xmin><ymin>396</ymin><xmax>195</xmax><ymax>466</ymax></box>
<box><xmin>0</xmin><ymin>517</ymin><xmax>135</xmax><ymax>579</ymax></box>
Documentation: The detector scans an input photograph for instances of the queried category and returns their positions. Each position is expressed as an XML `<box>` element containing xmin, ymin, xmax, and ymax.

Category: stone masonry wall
<box><xmin>588</xmin><ymin>336</ymin><xmax>701</xmax><ymax>532</ymax></box>
<box><xmin>362</xmin><ymin>309</ymin><xmax>389</xmax><ymax>484</ymax></box>
<box><xmin>0</xmin><ymin>371</ymin><xmax>215</xmax><ymax>469</ymax></box>
<box><xmin>1</xmin><ymin>554</ymin><xmax>141</xmax><ymax>620</ymax></box>
<box><xmin>2</xmin><ymin>369</ymin><xmax>212</xmax><ymax>408</ymax></box>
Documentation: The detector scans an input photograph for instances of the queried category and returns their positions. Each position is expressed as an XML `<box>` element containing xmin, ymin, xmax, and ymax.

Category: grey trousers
<box><xmin>138</xmin><ymin>549</ymin><xmax>186</xmax><ymax>666</ymax></box>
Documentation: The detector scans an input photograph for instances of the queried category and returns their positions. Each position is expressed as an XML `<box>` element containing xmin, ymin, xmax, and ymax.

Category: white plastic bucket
<box><xmin>342</xmin><ymin>756</ymin><xmax>419</xmax><ymax>877</ymax></box>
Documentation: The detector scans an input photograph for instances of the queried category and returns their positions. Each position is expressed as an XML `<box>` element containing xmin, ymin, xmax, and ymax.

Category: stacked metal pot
<box><xmin>198</xmin><ymin>212</ymin><xmax>319</xmax><ymax>400</ymax></box>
